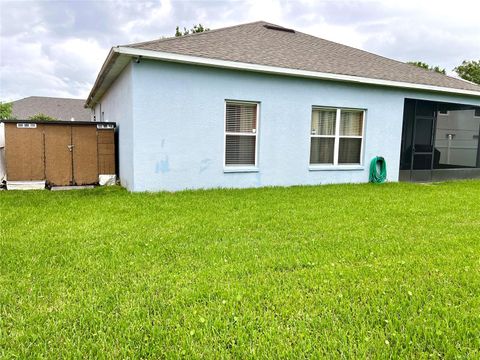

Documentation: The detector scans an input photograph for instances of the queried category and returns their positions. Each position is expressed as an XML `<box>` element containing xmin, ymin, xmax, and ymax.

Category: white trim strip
<box><xmin>309</xmin><ymin>165</ymin><xmax>364</xmax><ymax>171</ymax></box>
<box><xmin>115</xmin><ymin>46</ymin><xmax>480</xmax><ymax>97</ymax></box>
<box><xmin>223</xmin><ymin>167</ymin><xmax>259</xmax><ymax>173</ymax></box>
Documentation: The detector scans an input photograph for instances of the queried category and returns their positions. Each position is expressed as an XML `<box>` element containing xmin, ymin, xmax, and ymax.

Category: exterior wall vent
<box><xmin>17</xmin><ymin>123</ymin><xmax>37</xmax><ymax>129</ymax></box>
<box><xmin>263</xmin><ymin>25</ymin><xmax>295</xmax><ymax>33</ymax></box>
<box><xmin>97</xmin><ymin>123</ymin><xmax>114</xmax><ymax>129</ymax></box>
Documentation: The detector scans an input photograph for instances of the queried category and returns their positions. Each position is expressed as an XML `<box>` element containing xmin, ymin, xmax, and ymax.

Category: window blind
<box><xmin>226</xmin><ymin>104</ymin><xmax>257</xmax><ymax>133</ymax></box>
<box><xmin>338</xmin><ymin>138</ymin><xmax>362</xmax><ymax>163</ymax></box>
<box><xmin>310</xmin><ymin>138</ymin><xmax>335</xmax><ymax>164</ymax></box>
<box><xmin>311</xmin><ymin>109</ymin><xmax>336</xmax><ymax>135</ymax></box>
<box><xmin>310</xmin><ymin>109</ymin><xmax>336</xmax><ymax>164</ymax></box>
<box><xmin>225</xmin><ymin>102</ymin><xmax>257</xmax><ymax>166</ymax></box>
<box><xmin>339</xmin><ymin>110</ymin><xmax>363</xmax><ymax>164</ymax></box>
<box><xmin>340</xmin><ymin>111</ymin><xmax>363</xmax><ymax>136</ymax></box>
<box><xmin>310</xmin><ymin>108</ymin><xmax>365</xmax><ymax>166</ymax></box>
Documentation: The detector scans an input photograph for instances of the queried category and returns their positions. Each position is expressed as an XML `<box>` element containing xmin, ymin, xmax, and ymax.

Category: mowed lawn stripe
<box><xmin>1</xmin><ymin>181</ymin><xmax>479</xmax><ymax>358</ymax></box>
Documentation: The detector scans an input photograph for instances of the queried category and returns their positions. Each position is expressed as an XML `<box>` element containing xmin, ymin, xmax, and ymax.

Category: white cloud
<box><xmin>49</xmin><ymin>38</ymin><xmax>107</xmax><ymax>79</ymax></box>
<box><xmin>303</xmin><ymin>22</ymin><xmax>368</xmax><ymax>49</ymax></box>
<box><xmin>1</xmin><ymin>0</ymin><xmax>479</xmax><ymax>101</ymax></box>
<box><xmin>0</xmin><ymin>34</ymin><xmax>107</xmax><ymax>101</ymax></box>
<box><xmin>121</xmin><ymin>0</ymin><xmax>173</xmax><ymax>41</ymax></box>
<box><xmin>246</xmin><ymin>0</ymin><xmax>284</xmax><ymax>23</ymax></box>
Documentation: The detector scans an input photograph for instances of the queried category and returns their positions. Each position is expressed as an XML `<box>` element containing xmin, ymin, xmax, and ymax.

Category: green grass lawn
<box><xmin>1</xmin><ymin>181</ymin><xmax>479</xmax><ymax>358</ymax></box>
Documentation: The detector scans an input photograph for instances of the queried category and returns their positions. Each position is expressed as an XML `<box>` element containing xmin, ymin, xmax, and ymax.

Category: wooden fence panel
<box><xmin>72</xmin><ymin>125</ymin><xmax>98</xmax><ymax>185</ymax></box>
<box><xmin>97</xmin><ymin>129</ymin><xmax>115</xmax><ymax>175</ymax></box>
<box><xmin>44</xmin><ymin>125</ymin><xmax>73</xmax><ymax>186</ymax></box>
<box><xmin>4</xmin><ymin>123</ymin><xmax>44</xmax><ymax>181</ymax></box>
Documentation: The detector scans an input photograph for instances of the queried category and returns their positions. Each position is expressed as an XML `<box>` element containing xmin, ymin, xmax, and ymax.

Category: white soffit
<box><xmin>86</xmin><ymin>51</ymin><xmax>131</xmax><ymax>107</ymax></box>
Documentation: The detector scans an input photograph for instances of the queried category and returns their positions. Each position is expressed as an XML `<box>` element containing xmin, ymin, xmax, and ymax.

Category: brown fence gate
<box><xmin>3</xmin><ymin>120</ymin><xmax>116</xmax><ymax>187</ymax></box>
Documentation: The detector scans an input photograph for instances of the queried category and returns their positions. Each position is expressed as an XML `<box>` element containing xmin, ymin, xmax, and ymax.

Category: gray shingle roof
<box><xmin>11</xmin><ymin>96</ymin><xmax>91</xmax><ymax>121</ymax></box>
<box><xmin>125</xmin><ymin>21</ymin><xmax>480</xmax><ymax>92</ymax></box>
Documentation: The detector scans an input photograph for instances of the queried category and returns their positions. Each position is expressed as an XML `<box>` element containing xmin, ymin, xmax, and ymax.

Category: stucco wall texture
<box><xmin>96</xmin><ymin>59</ymin><xmax>480</xmax><ymax>191</ymax></box>
<box><xmin>95</xmin><ymin>63</ymin><xmax>134</xmax><ymax>189</ymax></box>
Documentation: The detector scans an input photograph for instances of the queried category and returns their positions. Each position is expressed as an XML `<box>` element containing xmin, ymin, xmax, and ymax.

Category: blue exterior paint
<box><xmin>95</xmin><ymin>62</ymin><xmax>134</xmax><ymax>189</ymax></box>
<box><xmin>98</xmin><ymin>59</ymin><xmax>480</xmax><ymax>192</ymax></box>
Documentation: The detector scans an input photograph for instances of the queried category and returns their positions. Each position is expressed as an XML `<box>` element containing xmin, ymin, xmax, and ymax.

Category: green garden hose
<box><xmin>369</xmin><ymin>157</ymin><xmax>387</xmax><ymax>183</ymax></box>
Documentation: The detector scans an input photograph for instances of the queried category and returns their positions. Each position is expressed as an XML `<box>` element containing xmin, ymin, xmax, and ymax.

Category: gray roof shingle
<box><xmin>125</xmin><ymin>21</ymin><xmax>480</xmax><ymax>92</ymax></box>
<box><xmin>11</xmin><ymin>96</ymin><xmax>91</xmax><ymax>121</ymax></box>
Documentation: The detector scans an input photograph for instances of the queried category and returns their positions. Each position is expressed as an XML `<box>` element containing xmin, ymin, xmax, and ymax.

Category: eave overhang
<box><xmin>85</xmin><ymin>46</ymin><xmax>480</xmax><ymax>108</ymax></box>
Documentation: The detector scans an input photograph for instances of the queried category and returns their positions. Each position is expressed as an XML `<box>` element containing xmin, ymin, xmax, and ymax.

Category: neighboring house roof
<box><xmin>86</xmin><ymin>21</ymin><xmax>480</xmax><ymax>107</ymax></box>
<box><xmin>11</xmin><ymin>96</ymin><xmax>91</xmax><ymax>121</ymax></box>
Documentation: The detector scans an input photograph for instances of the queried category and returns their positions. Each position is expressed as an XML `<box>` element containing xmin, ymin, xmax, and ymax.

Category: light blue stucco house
<box><xmin>86</xmin><ymin>21</ymin><xmax>480</xmax><ymax>191</ymax></box>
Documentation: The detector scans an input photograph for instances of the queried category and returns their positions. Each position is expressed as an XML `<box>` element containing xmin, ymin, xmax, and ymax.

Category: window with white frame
<box><xmin>310</xmin><ymin>107</ymin><xmax>365</xmax><ymax>165</ymax></box>
<box><xmin>475</xmin><ymin>108</ymin><xmax>480</xmax><ymax>118</ymax></box>
<box><xmin>225</xmin><ymin>101</ymin><xmax>258</xmax><ymax>167</ymax></box>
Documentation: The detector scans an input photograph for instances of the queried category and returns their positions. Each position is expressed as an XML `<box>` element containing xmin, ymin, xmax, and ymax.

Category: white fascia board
<box><xmin>115</xmin><ymin>46</ymin><xmax>480</xmax><ymax>98</ymax></box>
<box><xmin>86</xmin><ymin>49</ymin><xmax>131</xmax><ymax>108</ymax></box>
<box><xmin>85</xmin><ymin>48</ymin><xmax>117</xmax><ymax>108</ymax></box>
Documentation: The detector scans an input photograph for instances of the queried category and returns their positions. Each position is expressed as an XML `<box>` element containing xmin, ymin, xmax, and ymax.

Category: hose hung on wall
<box><xmin>369</xmin><ymin>157</ymin><xmax>387</xmax><ymax>183</ymax></box>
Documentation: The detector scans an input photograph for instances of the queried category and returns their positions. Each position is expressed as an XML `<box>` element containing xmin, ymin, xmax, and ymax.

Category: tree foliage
<box><xmin>407</xmin><ymin>61</ymin><xmax>446</xmax><ymax>75</ymax></box>
<box><xmin>175</xmin><ymin>24</ymin><xmax>209</xmax><ymax>37</ymax></box>
<box><xmin>0</xmin><ymin>102</ymin><xmax>13</xmax><ymax>120</ymax></box>
<box><xmin>454</xmin><ymin>60</ymin><xmax>480</xmax><ymax>85</ymax></box>
<box><xmin>28</xmin><ymin>113</ymin><xmax>58</xmax><ymax>121</ymax></box>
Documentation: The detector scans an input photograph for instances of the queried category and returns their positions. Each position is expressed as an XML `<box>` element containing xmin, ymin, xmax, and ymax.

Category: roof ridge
<box><xmin>295</xmin><ymin>29</ymin><xmax>409</xmax><ymax>65</ymax></box>
<box><xmin>293</xmin><ymin>29</ymin><xmax>465</xmax><ymax>82</ymax></box>
<box><xmin>296</xmin><ymin>29</ymin><xmax>480</xmax><ymax>89</ymax></box>
<box><xmin>16</xmin><ymin>96</ymin><xmax>86</xmax><ymax>101</ymax></box>
<box><xmin>123</xmin><ymin>20</ymin><xmax>270</xmax><ymax>48</ymax></box>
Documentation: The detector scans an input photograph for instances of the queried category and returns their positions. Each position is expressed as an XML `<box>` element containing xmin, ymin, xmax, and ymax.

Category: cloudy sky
<box><xmin>1</xmin><ymin>0</ymin><xmax>479</xmax><ymax>101</ymax></box>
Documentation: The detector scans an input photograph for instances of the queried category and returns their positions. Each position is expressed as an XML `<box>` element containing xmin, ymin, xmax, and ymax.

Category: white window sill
<box><xmin>224</xmin><ymin>167</ymin><xmax>259</xmax><ymax>173</ymax></box>
<box><xmin>309</xmin><ymin>165</ymin><xmax>364</xmax><ymax>171</ymax></box>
